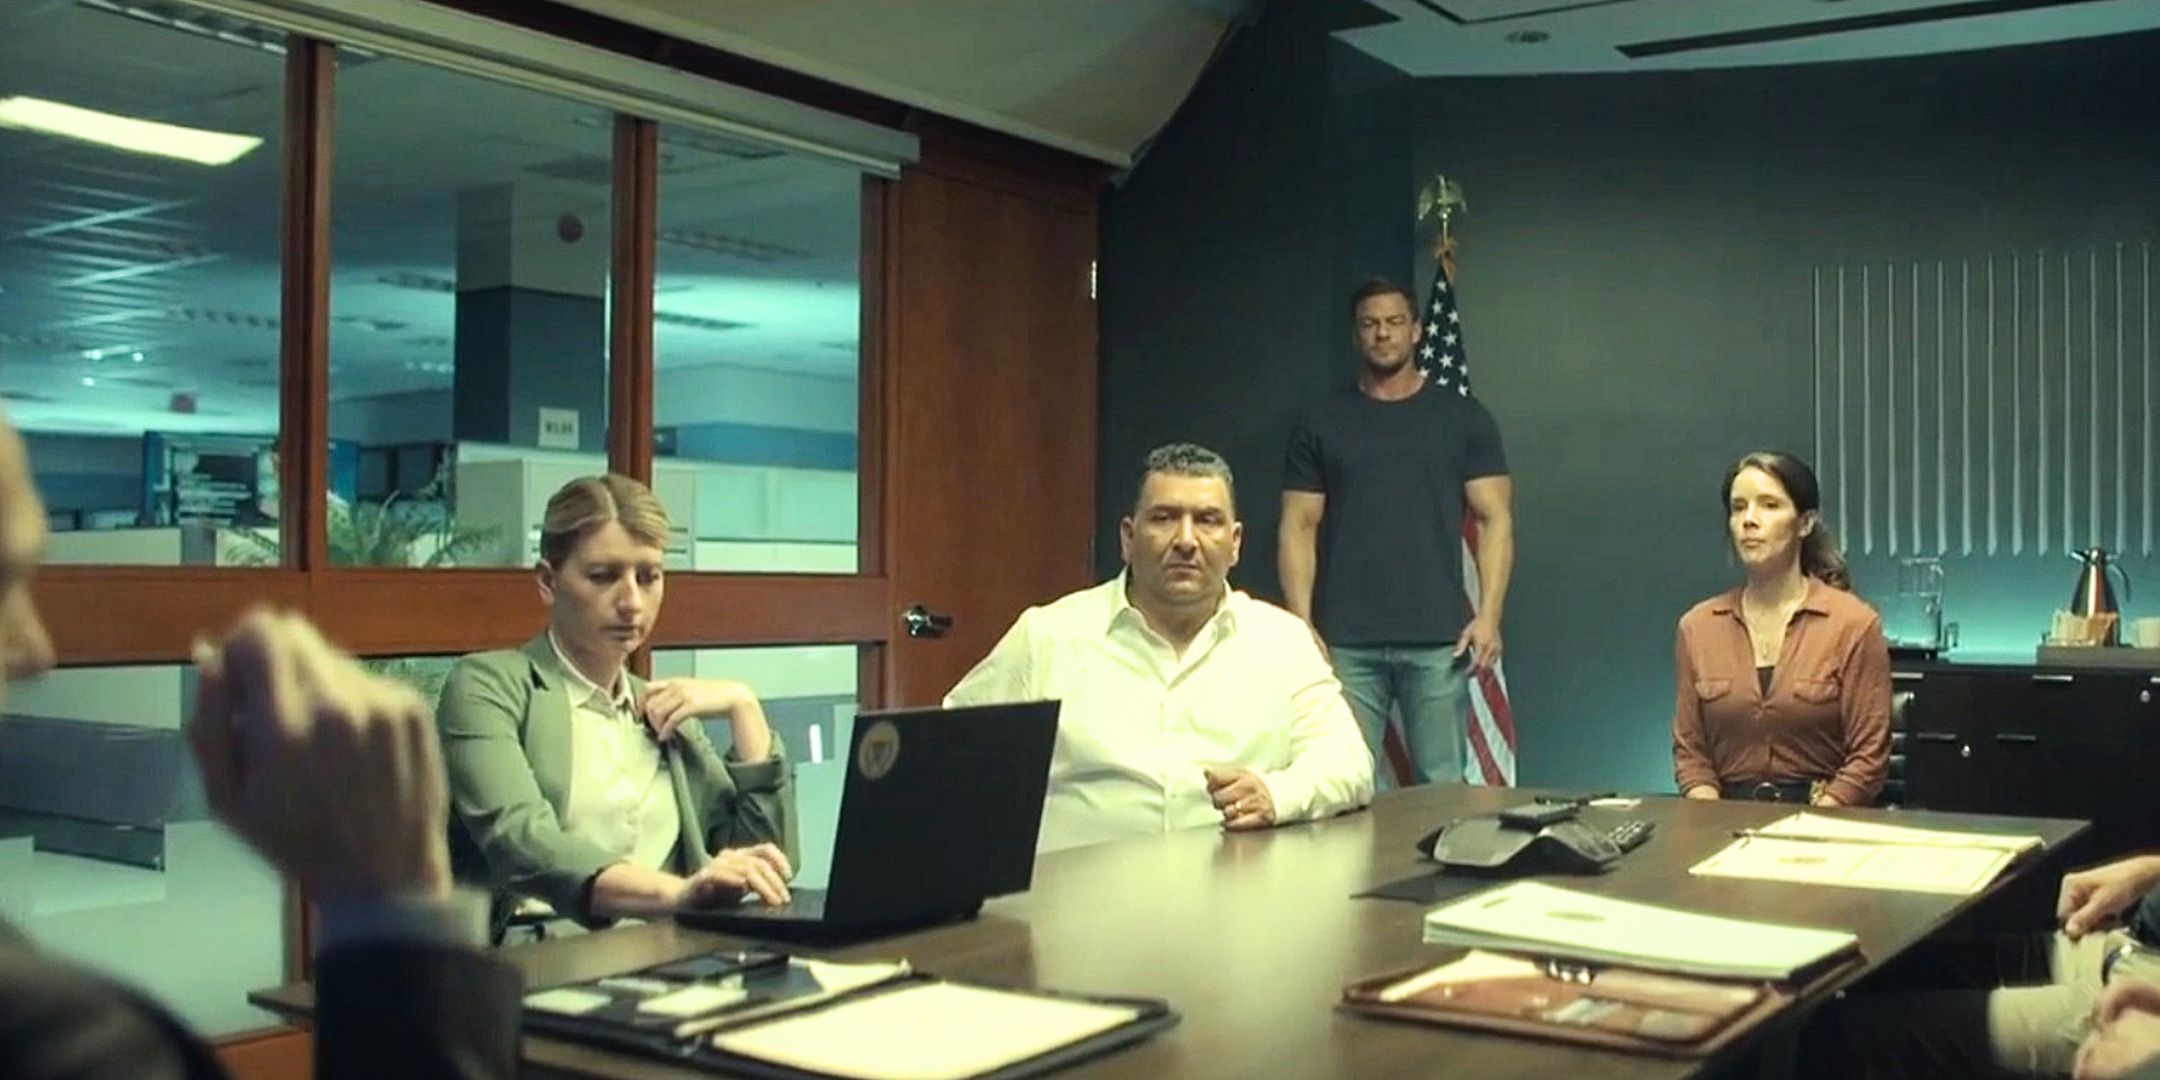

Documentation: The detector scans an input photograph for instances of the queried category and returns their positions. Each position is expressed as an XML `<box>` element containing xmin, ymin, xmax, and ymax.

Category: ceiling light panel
<box><xmin>657</xmin><ymin>228</ymin><xmax>813</xmax><ymax>263</ymax></box>
<box><xmin>0</xmin><ymin>96</ymin><xmax>264</xmax><ymax>166</ymax></box>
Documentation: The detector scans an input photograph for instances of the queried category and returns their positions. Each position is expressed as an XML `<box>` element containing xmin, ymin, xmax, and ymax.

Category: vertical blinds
<box><xmin>1814</xmin><ymin>243</ymin><xmax>2156</xmax><ymax>558</ymax></box>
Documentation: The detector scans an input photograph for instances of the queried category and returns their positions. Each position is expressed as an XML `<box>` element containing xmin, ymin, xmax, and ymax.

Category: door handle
<box><xmin>1911</xmin><ymin>731</ymin><xmax>1958</xmax><ymax>743</ymax></box>
<box><xmin>1995</xmin><ymin>732</ymin><xmax>2040</xmax><ymax>745</ymax></box>
<box><xmin>2032</xmin><ymin>673</ymin><xmax>2076</xmax><ymax>685</ymax></box>
<box><xmin>901</xmin><ymin>604</ymin><xmax>955</xmax><ymax>640</ymax></box>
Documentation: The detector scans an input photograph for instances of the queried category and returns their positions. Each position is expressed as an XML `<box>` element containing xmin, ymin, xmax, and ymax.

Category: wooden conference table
<box><xmin>254</xmin><ymin>785</ymin><xmax>2086</xmax><ymax>1079</ymax></box>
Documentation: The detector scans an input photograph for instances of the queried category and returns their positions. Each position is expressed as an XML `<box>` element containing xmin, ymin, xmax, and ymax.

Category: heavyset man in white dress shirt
<box><xmin>947</xmin><ymin>442</ymin><xmax>1374</xmax><ymax>853</ymax></box>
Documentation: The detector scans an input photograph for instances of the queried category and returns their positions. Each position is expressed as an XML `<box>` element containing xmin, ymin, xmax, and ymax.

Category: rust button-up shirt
<box><xmin>1670</xmin><ymin>577</ymin><xmax>1893</xmax><ymax>807</ymax></box>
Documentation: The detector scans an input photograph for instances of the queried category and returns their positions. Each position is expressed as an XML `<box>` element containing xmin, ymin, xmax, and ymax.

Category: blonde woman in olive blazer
<box><xmin>438</xmin><ymin>475</ymin><xmax>792</xmax><ymax>938</ymax></box>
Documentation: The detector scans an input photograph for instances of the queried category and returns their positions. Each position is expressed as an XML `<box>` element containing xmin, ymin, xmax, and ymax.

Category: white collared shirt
<box><xmin>945</xmin><ymin>576</ymin><xmax>1374</xmax><ymax>853</ymax></box>
<box><xmin>550</xmin><ymin>633</ymin><xmax>681</xmax><ymax>871</ymax></box>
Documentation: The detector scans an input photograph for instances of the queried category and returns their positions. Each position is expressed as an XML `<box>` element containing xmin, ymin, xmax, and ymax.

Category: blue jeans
<box><xmin>1330</xmin><ymin>645</ymin><xmax>1470</xmax><ymax>790</ymax></box>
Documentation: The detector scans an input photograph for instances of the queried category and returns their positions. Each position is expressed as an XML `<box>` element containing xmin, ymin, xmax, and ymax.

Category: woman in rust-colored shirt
<box><xmin>1671</xmin><ymin>451</ymin><xmax>1891</xmax><ymax>806</ymax></box>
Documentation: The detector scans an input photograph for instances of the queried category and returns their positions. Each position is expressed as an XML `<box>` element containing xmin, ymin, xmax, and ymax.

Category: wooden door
<box><xmin>881</xmin><ymin>164</ymin><xmax>1100</xmax><ymax>705</ymax></box>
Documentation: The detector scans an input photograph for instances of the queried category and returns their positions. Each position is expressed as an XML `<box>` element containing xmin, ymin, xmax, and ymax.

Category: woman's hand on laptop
<box><xmin>684</xmin><ymin>843</ymin><xmax>794</xmax><ymax>907</ymax></box>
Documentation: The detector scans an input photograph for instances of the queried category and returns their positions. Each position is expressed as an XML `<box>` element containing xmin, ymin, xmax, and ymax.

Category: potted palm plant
<box><xmin>231</xmin><ymin>465</ymin><xmax>500</xmax><ymax>703</ymax></box>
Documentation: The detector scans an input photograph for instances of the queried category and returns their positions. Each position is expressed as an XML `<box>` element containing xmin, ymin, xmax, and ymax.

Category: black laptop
<box><xmin>676</xmin><ymin>699</ymin><xmax>1059</xmax><ymax>945</ymax></box>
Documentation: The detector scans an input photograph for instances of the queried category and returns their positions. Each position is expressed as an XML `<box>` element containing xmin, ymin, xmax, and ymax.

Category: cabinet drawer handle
<box><xmin>1911</xmin><ymin>731</ymin><xmax>1958</xmax><ymax>743</ymax></box>
<box><xmin>1995</xmin><ymin>732</ymin><xmax>2040</xmax><ymax>745</ymax></box>
<box><xmin>2032</xmin><ymin>673</ymin><xmax>2076</xmax><ymax>684</ymax></box>
<box><xmin>1891</xmin><ymin>671</ymin><xmax>1926</xmax><ymax>683</ymax></box>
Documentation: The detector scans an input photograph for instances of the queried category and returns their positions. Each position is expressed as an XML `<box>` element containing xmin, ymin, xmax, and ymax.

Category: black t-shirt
<box><xmin>1283</xmin><ymin>382</ymin><xmax>1508</xmax><ymax>646</ymax></box>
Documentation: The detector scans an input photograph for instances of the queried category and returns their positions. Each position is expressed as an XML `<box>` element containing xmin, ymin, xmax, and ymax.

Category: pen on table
<box><xmin>1537</xmin><ymin>791</ymin><xmax>1618</xmax><ymax>805</ymax></box>
<box><xmin>729</xmin><ymin>950</ymin><xmax>789</xmax><ymax>976</ymax></box>
<box><xmin>1730</xmin><ymin>829</ymin><xmax>1861</xmax><ymax>844</ymax></box>
<box><xmin>671</xmin><ymin>959</ymin><xmax>914</xmax><ymax>1040</ymax></box>
<box><xmin>1727</xmin><ymin>829</ymin><xmax>2001</xmax><ymax>850</ymax></box>
<box><xmin>1377</xmin><ymin>961</ymin><xmax>1460</xmax><ymax>1003</ymax></box>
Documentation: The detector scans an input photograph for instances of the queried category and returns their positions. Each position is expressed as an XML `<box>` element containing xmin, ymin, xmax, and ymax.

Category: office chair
<box><xmin>1878</xmin><ymin>688</ymin><xmax>1914</xmax><ymax>809</ymax></box>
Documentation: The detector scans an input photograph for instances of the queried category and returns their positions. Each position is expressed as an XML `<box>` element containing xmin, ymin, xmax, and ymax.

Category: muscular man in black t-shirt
<box><xmin>1278</xmin><ymin>277</ymin><xmax>1512</xmax><ymax>788</ymax></box>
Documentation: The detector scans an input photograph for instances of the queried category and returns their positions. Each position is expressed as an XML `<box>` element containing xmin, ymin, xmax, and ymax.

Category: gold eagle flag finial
<box><xmin>1417</xmin><ymin>174</ymin><xmax>1466</xmax><ymax>277</ymax></box>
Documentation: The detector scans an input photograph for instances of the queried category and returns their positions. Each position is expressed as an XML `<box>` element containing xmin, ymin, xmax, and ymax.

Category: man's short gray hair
<box><xmin>1135</xmin><ymin>442</ymin><xmax>1235</xmax><ymax>512</ymax></box>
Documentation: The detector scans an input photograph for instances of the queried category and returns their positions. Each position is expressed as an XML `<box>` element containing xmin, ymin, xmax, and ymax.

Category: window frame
<box><xmin>18</xmin><ymin>9</ymin><xmax>907</xmax><ymax>1049</ymax></box>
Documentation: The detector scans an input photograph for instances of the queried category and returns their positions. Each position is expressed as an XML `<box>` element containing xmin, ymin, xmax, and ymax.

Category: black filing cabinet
<box><xmin>1896</xmin><ymin>660</ymin><xmax>2160</xmax><ymax>863</ymax></box>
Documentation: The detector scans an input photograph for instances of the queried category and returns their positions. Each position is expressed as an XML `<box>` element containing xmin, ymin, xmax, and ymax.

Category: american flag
<box><xmin>1416</xmin><ymin>255</ymin><xmax>1518</xmax><ymax>786</ymax></box>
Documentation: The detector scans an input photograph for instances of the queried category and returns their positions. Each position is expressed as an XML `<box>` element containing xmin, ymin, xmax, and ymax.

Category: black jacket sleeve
<box><xmin>4</xmin><ymin>928</ymin><xmax>523</xmax><ymax>1080</ymax></box>
<box><xmin>0</xmin><ymin>929</ymin><xmax>222</xmax><ymax>1080</ymax></box>
<box><xmin>313</xmin><ymin>942</ymin><xmax>522</xmax><ymax>1080</ymax></box>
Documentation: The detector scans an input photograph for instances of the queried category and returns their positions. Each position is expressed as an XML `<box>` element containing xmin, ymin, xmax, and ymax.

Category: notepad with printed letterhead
<box><xmin>1420</xmin><ymin>881</ymin><xmax>1859</xmax><ymax>982</ymax></box>
<box><xmin>1689</xmin><ymin>812</ymin><xmax>2043</xmax><ymax>895</ymax></box>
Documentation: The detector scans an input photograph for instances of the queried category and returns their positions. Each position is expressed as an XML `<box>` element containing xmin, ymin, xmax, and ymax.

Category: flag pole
<box><xmin>1412</xmin><ymin>173</ymin><xmax>1516</xmax><ymax>786</ymax></box>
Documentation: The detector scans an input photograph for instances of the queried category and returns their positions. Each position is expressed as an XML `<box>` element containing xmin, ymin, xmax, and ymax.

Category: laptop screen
<box><xmin>823</xmin><ymin>700</ymin><xmax>1059</xmax><ymax>920</ymax></box>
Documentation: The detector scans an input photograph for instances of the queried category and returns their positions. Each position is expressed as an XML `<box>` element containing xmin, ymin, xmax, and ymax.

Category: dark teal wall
<box><xmin>1102</xmin><ymin>15</ymin><xmax>2160</xmax><ymax>792</ymax></box>
<box><xmin>1098</xmin><ymin>0</ymin><xmax>1412</xmax><ymax>582</ymax></box>
<box><xmin>1408</xmin><ymin>33</ymin><xmax>2160</xmax><ymax>792</ymax></box>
